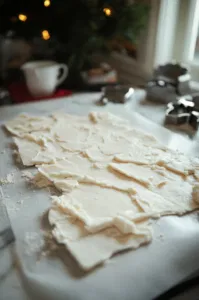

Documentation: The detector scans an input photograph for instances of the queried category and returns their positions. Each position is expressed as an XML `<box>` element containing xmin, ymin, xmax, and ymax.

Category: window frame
<box><xmin>107</xmin><ymin>0</ymin><xmax>182</xmax><ymax>85</ymax></box>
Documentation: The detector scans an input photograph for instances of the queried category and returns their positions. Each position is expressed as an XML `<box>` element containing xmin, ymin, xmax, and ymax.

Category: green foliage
<box><xmin>0</xmin><ymin>0</ymin><xmax>149</xmax><ymax>71</ymax></box>
<box><xmin>115</xmin><ymin>4</ymin><xmax>150</xmax><ymax>43</ymax></box>
<box><xmin>53</xmin><ymin>0</ymin><xmax>150</xmax><ymax>70</ymax></box>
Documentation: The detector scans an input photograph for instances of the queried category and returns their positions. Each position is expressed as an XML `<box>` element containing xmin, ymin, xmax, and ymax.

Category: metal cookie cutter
<box><xmin>99</xmin><ymin>85</ymin><xmax>134</xmax><ymax>105</ymax></box>
<box><xmin>146</xmin><ymin>62</ymin><xmax>191</xmax><ymax>104</ymax></box>
<box><xmin>165</xmin><ymin>97</ymin><xmax>199</xmax><ymax>130</ymax></box>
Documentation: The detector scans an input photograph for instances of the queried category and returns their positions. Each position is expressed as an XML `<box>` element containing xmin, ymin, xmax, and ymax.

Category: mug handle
<box><xmin>56</xmin><ymin>64</ymin><xmax>68</xmax><ymax>86</ymax></box>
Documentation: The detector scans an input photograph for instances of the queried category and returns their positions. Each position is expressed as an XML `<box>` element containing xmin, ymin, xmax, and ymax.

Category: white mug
<box><xmin>21</xmin><ymin>60</ymin><xmax>68</xmax><ymax>97</ymax></box>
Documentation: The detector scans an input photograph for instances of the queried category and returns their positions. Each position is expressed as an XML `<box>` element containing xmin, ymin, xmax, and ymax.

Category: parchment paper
<box><xmin>1</xmin><ymin>91</ymin><xmax>199</xmax><ymax>300</ymax></box>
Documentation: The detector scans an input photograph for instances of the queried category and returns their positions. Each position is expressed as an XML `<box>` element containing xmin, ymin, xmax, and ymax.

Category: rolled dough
<box><xmin>5</xmin><ymin>111</ymin><xmax>199</xmax><ymax>270</ymax></box>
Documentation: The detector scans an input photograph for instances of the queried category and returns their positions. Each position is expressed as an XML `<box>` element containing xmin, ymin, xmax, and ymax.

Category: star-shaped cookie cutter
<box><xmin>165</xmin><ymin>97</ymin><xmax>199</xmax><ymax>130</ymax></box>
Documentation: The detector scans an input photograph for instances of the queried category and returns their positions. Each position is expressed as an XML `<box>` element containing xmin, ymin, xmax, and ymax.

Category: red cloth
<box><xmin>8</xmin><ymin>82</ymin><xmax>72</xmax><ymax>104</ymax></box>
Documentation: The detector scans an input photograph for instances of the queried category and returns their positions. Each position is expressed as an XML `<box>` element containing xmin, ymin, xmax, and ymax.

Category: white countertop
<box><xmin>0</xmin><ymin>90</ymin><xmax>199</xmax><ymax>300</ymax></box>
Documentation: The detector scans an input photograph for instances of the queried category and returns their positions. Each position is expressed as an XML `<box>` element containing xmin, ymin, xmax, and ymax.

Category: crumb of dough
<box><xmin>0</xmin><ymin>173</ymin><xmax>15</xmax><ymax>185</ymax></box>
<box><xmin>21</xmin><ymin>170</ymin><xmax>33</xmax><ymax>180</ymax></box>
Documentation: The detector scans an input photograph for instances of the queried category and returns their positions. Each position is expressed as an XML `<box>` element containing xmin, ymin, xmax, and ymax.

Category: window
<box><xmin>96</xmin><ymin>0</ymin><xmax>161</xmax><ymax>86</ymax></box>
<box><xmin>154</xmin><ymin>0</ymin><xmax>199</xmax><ymax>83</ymax></box>
<box><xmin>98</xmin><ymin>0</ymin><xmax>199</xmax><ymax>86</ymax></box>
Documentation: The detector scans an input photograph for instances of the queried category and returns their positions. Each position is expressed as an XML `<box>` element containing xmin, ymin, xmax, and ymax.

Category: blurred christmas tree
<box><xmin>0</xmin><ymin>0</ymin><xmax>149</xmax><ymax>81</ymax></box>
